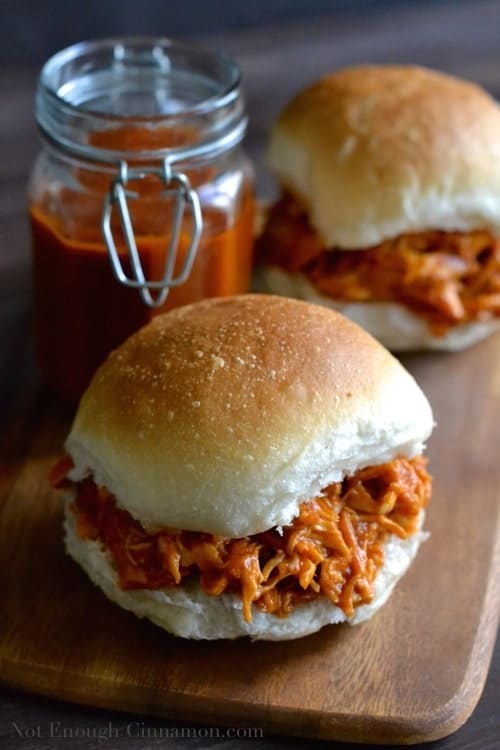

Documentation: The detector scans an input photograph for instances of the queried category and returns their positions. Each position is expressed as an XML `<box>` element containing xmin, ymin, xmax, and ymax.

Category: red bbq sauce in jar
<box><xmin>29</xmin><ymin>38</ymin><xmax>254</xmax><ymax>402</ymax></box>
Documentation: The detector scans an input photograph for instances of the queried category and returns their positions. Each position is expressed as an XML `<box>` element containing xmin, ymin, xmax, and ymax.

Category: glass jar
<box><xmin>29</xmin><ymin>37</ymin><xmax>254</xmax><ymax>403</ymax></box>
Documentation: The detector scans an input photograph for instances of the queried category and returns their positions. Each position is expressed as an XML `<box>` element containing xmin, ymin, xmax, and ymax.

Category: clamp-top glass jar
<box><xmin>29</xmin><ymin>38</ymin><xmax>254</xmax><ymax>402</ymax></box>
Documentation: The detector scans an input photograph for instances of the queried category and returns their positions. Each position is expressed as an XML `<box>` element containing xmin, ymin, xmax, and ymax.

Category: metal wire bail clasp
<box><xmin>101</xmin><ymin>159</ymin><xmax>202</xmax><ymax>308</ymax></box>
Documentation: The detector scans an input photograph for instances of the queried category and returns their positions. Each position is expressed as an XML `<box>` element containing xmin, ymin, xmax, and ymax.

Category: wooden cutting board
<box><xmin>1</xmin><ymin>334</ymin><xmax>499</xmax><ymax>745</ymax></box>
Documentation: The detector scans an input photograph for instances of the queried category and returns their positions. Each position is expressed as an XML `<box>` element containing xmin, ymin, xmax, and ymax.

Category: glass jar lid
<box><xmin>36</xmin><ymin>37</ymin><xmax>247</xmax><ymax>164</ymax></box>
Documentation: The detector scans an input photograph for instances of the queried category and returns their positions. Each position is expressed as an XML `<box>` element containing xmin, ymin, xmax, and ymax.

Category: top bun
<box><xmin>268</xmin><ymin>65</ymin><xmax>500</xmax><ymax>248</ymax></box>
<box><xmin>67</xmin><ymin>295</ymin><xmax>433</xmax><ymax>537</ymax></box>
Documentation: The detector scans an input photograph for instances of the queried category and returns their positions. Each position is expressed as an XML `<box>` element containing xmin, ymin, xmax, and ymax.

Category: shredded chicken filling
<box><xmin>257</xmin><ymin>194</ymin><xmax>500</xmax><ymax>334</ymax></box>
<box><xmin>53</xmin><ymin>455</ymin><xmax>431</xmax><ymax>622</ymax></box>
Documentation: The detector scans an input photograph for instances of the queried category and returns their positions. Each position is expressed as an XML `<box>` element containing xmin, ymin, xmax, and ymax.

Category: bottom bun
<box><xmin>64</xmin><ymin>502</ymin><xmax>428</xmax><ymax>641</ymax></box>
<box><xmin>257</xmin><ymin>266</ymin><xmax>500</xmax><ymax>352</ymax></box>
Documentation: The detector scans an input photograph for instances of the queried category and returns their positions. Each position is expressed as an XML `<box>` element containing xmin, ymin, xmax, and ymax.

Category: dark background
<box><xmin>2</xmin><ymin>0</ymin><xmax>445</xmax><ymax>67</ymax></box>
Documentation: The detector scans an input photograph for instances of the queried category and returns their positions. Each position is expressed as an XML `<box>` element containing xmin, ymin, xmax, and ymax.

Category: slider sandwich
<box><xmin>52</xmin><ymin>295</ymin><xmax>433</xmax><ymax>640</ymax></box>
<box><xmin>257</xmin><ymin>66</ymin><xmax>500</xmax><ymax>350</ymax></box>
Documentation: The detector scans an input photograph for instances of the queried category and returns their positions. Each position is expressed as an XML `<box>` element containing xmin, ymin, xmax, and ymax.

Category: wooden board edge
<box><xmin>0</xmin><ymin>672</ymin><xmax>487</xmax><ymax>746</ymax></box>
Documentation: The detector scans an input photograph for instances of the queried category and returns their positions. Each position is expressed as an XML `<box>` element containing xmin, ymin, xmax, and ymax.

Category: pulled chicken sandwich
<box><xmin>257</xmin><ymin>66</ymin><xmax>500</xmax><ymax>351</ymax></box>
<box><xmin>53</xmin><ymin>294</ymin><xmax>434</xmax><ymax>640</ymax></box>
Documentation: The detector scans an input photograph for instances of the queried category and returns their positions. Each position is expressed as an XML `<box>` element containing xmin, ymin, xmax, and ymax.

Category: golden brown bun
<box><xmin>66</xmin><ymin>295</ymin><xmax>433</xmax><ymax>536</ymax></box>
<box><xmin>268</xmin><ymin>66</ymin><xmax>500</xmax><ymax>248</ymax></box>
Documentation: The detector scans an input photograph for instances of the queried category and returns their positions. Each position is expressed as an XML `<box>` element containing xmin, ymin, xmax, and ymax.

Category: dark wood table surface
<box><xmin>1</xmin><ymin>1</ymin><xmax>499</xmax><ymax>747</ymax></box>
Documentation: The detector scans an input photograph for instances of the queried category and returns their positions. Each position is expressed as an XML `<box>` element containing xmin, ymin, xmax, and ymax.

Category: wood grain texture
<box><xmin>0</xmin><ymin>333</ymin><xmax>499</xmax><ymax>745</ymax></box>
<box><xmin>1</xmin><ymin>1</ymin><xmax>500</xmax><ymax>748</ymax></box>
